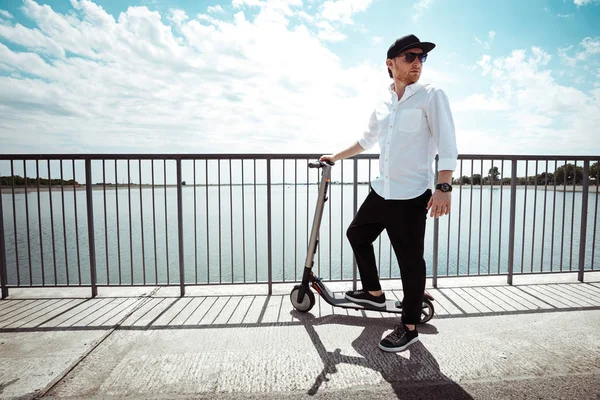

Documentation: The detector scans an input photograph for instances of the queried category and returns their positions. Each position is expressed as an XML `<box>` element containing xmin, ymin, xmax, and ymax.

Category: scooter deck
<box><xmin>326</xmin><ymin>292</ymin><xmax>403</xmax><ymax>313</ymax></box>
<box><xmin>313</xmin><ymin>281</ymin><xmax>403</xmax><ymax>313</ymax></box>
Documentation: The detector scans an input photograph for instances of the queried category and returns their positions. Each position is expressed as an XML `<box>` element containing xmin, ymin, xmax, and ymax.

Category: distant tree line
<box><xmin>0</xmin><ymin>175</ymin><xmax>80</xmax><ymax>186</ymax></box>
<box><xmin>3</xmin><ymin>162</ymin><xmax>599</xmax><ymax>187</ymax></box>
<box><xmin>455</xmin><ymin>162</ymin><xmax>599</xmax><ymax>185</ymax></box>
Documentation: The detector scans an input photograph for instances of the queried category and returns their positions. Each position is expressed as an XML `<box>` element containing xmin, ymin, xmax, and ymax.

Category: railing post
<box><xmin>0</xmin><ymin>185</ymin><xmax>8</xmax><ymax>299</ymax></box>
<box><xmin>432</xmin><ymin>156</ymin><xmax>439</xmax><ymax>288</ymax></box>
<box><xmin>353</xmin><ymin>158</ymin><xmax>358</xmax><ymax>291</ymax></box>
<box><xmin>578</xmin><ymin>160</ymin><xmax>590</xmax><ymax>283</ymax></box>
<box><xmin>177</xmin><ymin>158</ymin><xmax>185</xmax><ymax>296</ymax></box>
<box><xmin>507</xmin><ymin>159</ymin><xmax>517</xmax><ymax>285</ymax></box>
<box><xmin>85</xmin><ymin>158</ymin><xmax>98</xmax><ymax>297</ymax></box>
<box><xmin>266</xmin><ymin>158</ymin><xmax>273</xmax><ymax>295</ymax></box>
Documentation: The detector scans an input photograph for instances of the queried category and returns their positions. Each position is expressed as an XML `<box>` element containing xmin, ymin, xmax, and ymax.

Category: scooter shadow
<box><xmin>291</xmin><ymin>311</ymin><xmax>472</xmax><ymax>399</ymax></box>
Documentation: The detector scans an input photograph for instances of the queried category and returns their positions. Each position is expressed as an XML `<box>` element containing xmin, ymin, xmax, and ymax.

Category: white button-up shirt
<box><xmin>358</xmin><ymin>82</ymin><xmax>458</xmax><ymax>200</ymax></box>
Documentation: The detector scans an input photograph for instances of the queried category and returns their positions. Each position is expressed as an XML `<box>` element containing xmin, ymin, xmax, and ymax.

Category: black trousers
<box><xmin>346</xmin><ymin>188</ymin><xmax>432</xmax><ymax>324</ymax></box>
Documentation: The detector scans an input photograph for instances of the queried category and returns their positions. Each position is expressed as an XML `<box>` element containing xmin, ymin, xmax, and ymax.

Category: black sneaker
<box><xmin>379</xmin><ymin>324</ymin><xmax>419</xmax><ymax>352</ymax></box>
<box><xmin>344</xmin><ymin>290</ymin><xmax>386</xmax><ymax>308</ymax></box>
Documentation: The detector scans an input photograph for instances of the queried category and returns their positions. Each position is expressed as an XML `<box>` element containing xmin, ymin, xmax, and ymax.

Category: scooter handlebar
<box><xmin>308</xmin><ymin>160</ymin><xmax>335</xmax><ymax>169</ymax></box>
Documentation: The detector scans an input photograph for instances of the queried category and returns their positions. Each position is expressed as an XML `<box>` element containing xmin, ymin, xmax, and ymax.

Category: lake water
<box><xmin>2</xmin><ymin>184</ymin><xmax>599</xmax><ymax>286</ymax></box>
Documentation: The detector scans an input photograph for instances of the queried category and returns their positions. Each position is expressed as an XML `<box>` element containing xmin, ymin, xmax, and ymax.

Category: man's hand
<box><xmin>426</xmin><ymin>190</ymin><xmax>451</xmax><ymax>218</ymax></box>
<box><xmin>319</xmin><ymin>154</ymin><xmax>337</xmax><ymax>163</ymax></box>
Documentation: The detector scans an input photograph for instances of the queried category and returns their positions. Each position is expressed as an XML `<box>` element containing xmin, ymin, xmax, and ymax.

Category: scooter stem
<box><xmin>301</xmin><ymin>163</ymin><xmax>332</xmax><ymax>286</ymax></box>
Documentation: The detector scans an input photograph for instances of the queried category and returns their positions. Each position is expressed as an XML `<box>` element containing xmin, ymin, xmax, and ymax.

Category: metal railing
<box><xmin>0</xmin><ymin>154</ymin><xmax>598</xmax><ymax>298</ymax></box>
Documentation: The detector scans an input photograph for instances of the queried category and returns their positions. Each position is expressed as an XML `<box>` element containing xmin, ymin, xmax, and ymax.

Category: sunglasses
<box><xmin>395</xmin><ymin>52</ymin><xmax>428</xmax><ymax>63</ymax></box>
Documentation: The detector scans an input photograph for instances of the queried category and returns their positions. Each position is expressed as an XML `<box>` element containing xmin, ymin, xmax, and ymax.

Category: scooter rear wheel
<box><xmin>290</xmin><ymin>286</ymin><xmax>315</xmax><ymax>312</ymax></box>
<box><xmin>421</xmin><ymin>298</ymin><xmax>434</xmax><ymax>324</ymax></box>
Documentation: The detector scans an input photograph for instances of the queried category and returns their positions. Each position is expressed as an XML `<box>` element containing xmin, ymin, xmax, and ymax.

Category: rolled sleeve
<box><xmin>427</xmin><ymin>88</ymin><xmax>458</xmax><ymax>171</ymax></box>
<box><xmin>358</xmin><ymin>110</ymin><xmax>379</xmax><ymax>151</ymax></box>
<box><xmin>438</xmin><ymin>157</ymin><xmax>457</xmax><ymax>172</ymax></box>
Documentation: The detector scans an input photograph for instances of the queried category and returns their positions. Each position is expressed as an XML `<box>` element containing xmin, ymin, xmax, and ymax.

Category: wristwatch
<box><xmin>436</xmin><ymin>183</ymin><xmax>452</xmax><ymax>193</ymax></box>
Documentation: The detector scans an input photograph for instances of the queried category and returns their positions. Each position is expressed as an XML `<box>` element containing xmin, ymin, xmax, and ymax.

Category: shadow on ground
<box><xmin>292</xmin><ymin>311</ymin><xmax>473</xmax><ymax>399</ymax></box>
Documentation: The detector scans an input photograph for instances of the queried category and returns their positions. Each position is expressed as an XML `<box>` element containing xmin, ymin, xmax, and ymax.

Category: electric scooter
<box><xmin>290</xmin><ymin>160</ymin><xmax>435</xmax><ymax>324</ymax></box>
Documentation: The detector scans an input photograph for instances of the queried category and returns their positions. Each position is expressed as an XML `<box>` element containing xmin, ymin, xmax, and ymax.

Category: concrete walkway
<box><xmin>1</xmin><ymin>273</ymin><xmax>600</xmax><ymax>399</ymax></box>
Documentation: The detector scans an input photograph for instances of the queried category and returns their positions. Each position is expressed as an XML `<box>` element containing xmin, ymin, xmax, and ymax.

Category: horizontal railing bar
<box><xmin>3</xmin><ymin>268</ymin><xmax>592</xmax><ymax>290</ymax></box>
<box><xmin>0</xmin><ymin>154</ymin><xmax>332</xmax><ymax>161</ymax></box>
<box><xmin>454</xmin><ymin>155</ymin><xmax>600</xmax><ymax>161</ymax></box>
<box><xmin>1</xmin><ymin>154</ymin><xmax>598</xmax><ymax>161</ymax></box>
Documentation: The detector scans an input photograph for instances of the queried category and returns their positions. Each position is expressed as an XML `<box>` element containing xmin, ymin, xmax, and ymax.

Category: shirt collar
<box><xmin>389</xmin><ymin>82</ymin><xmax>422</xmax><ymax>101</ymax></box>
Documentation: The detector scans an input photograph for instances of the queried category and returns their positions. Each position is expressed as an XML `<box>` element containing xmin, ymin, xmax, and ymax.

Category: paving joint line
<box><xmin>33</xmin><ymin>288</ymin><xmax>161</xmax><ymax>400</ymax></box>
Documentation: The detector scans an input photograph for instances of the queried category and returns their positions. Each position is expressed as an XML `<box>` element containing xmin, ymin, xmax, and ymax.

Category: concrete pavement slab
<box><xmin>0</xmin><ymin>330</ymin><xmax>107</xmax><ymax>399</ymax></box>
<box><xmin>41</xmin><ymin>308</ymin><xmax>600</xmax><ymax>399</ymax></box>
<box><xmin>1</xmin><ymin>275</ymin><xmax>600</xmax><ymax>399</ymax></box>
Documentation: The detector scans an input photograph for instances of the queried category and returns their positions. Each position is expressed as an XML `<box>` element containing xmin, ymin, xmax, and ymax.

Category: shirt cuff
<box><xmin>438</xmin><ymin>157</ymin><xmax>457</xmax><ymax>171</ymax></box>
<box><xmin>358</xmin><ymin>138</ymin><xmax>373</xmax><ymax>151</ymax></box>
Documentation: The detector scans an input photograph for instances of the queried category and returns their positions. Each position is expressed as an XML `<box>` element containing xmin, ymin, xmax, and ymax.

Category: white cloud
<box><xmin>232</xmin><ymin>0</ymin><xmax>265</xmax><ymax>8</ymax></box>
<box><xmin>372</xmin><ymin>36</ymin><xmax>382</xmax><ymax>45</ymax></box>
<box><xmin>232</xmin><ymin>0</ymin><xmax>303</xmax><ymax>14</ymax></box>
<box><xmin>0</xmin><ymin>22</ymin><xmax>65</xmax><ymax>57</ymax></box>
<box><xmin>477</xmin><ymin>54</ymin><xmax>492</xmax><ymax>75</ymax></box>
<box><xmin>581</xmin><ymin>36</ymin><xmax>600</xmax><ymax>56</ymax></box>
<box><xmin>558</xmin><ymin>36</ymin><xmax>600</xmax><ymax>66</ymax></box>
<box><xmin>412</xmin><ymin>0</ymin><xmax>433</xmax><ymax>22</ymax></box>
<box><xmin>557</xmin><ymin>13</ymin><xmax>574</xmax><ymax>18</ymax></box>
<box><xmin>474</xmin><ymin>36</ymin><xmax>488</xmax><ymax>49</ymax></box>
<box><xmin>321</xmin><ymin>0</ymin><xmax>372</xmax><ymax>24</ymax></box>
<box><xmin>228</xmin><ymin>0</ymin><xmax>363</xmax><ymax>47</ymax></box>
<box><xmin>169</xmin><ymin>9</ymin><xmax>189</xmax><ymax>25</ymax></box>
<box><xmin>557</xmin><ymin>45</ymin><xmax>575</xmax><ymax>66</ymax></box>
<box><xmin>0</xmin><ymin>10</ymin><xmax>14</xmax><ymax>19</ymax></box>
<box><xmin>573</xmin><ymin>0</ymin><xmax>600</xmax><ymax>5</ymax></box>
<box><xmin>419</xmin><ymin>66</ymin><xmax>454</xmax><ymax>84</ymax></box>
<box><xmin>316</xmin><ymin>20</ymin><xmax>347</xmax><ymax>42</ymax></box>
<box><xmin>196</xmin><ymin>13</ymin><xmax>217</xmax><ymax>23</ymax></box>
<box><xmin>452</xmin><ymin>94</ymin><xmax>510</xmax><ymax>112</ymax></box>
<box><xmin>296</xmin><ymin>10</ymin><xmax>314</xmax><ymax>22</ymax></box>
<box><xmin>573</xmin><ymin>75</ymin><xmax>585</xmax><ymax>84</ymax></box>
<box><xmin>0</xmin><ymin>0</ymin><xmax>389</xmax><ymax>155</ymax></box>
<box><xmin>208</xmin><ymin>5</ymin><xmax>225</xmax><ymax>13</ymax></box>
<box><xmin>475</xmin><ymin>31</ymin><xmax>496</xmax><ymax>50</ymax></box>
<box><xmin>462</xmin><ymin>47</ymin><xmax>600</xmax><ymax>154</ymax></box>
<box><xmin>0</xmin><ymin>42</ymin><xmax>58</xmax><ymax>80</ymax></box>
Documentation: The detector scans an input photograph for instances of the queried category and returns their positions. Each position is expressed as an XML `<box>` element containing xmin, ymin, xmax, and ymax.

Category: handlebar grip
<box><xmin>308</xmin><ymin>160</ymin><xmax>335</xmax><ymax>168</ymax></box>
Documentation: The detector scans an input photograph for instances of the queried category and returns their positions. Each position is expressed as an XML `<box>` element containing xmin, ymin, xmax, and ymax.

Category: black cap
<box><xmin>387</xmin><ymin>34</ymin><xmax>436</xmax><ymax>59</ymax></box>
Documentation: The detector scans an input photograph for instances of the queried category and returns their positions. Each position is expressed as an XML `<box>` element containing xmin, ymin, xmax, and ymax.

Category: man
<box><xmin>320</xmin><ymin>34</ymin><xmax>458</xmax><ymax>352</ymax></box>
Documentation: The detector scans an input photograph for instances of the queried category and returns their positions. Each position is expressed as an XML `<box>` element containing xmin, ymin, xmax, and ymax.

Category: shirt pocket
<box><xmin>397</xmin><ymin>109</ymin><xmax>422</xmax><ymax>133</ymax></box>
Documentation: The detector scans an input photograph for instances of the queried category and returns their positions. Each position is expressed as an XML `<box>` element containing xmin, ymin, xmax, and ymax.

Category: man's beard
<box><xmin>404</xmin><ymin>74</ymin><xmax>420</xmax><ymax>84</ymax></box>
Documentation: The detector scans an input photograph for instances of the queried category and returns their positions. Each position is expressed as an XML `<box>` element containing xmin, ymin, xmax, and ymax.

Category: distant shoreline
<box><xmin>1</xmin><ymin>184</ymin><xmax>597</xmax><ymax>194</ymax></box>
<box><xmin>1</xmin><ymin>183</ymin><xmax>313</xmax><ymax>194</ymax></box>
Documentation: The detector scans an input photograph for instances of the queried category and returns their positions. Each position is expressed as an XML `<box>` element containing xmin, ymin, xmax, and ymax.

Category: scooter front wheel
<box><xmin>290</xmin><ymin>286</ymin><xmax>315</xmax><ymax>312</ymax></box>
<box><xmin>421</xmin><ymin>298</ymin><xmax>434</xmax><ymax>324</ymax></box>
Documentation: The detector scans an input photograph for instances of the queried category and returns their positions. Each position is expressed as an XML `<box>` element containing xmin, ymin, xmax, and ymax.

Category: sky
<box><xmin>0</xmin><ymin>0</ymin><xmax>599</xmax><ymax>157</ymax></box>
